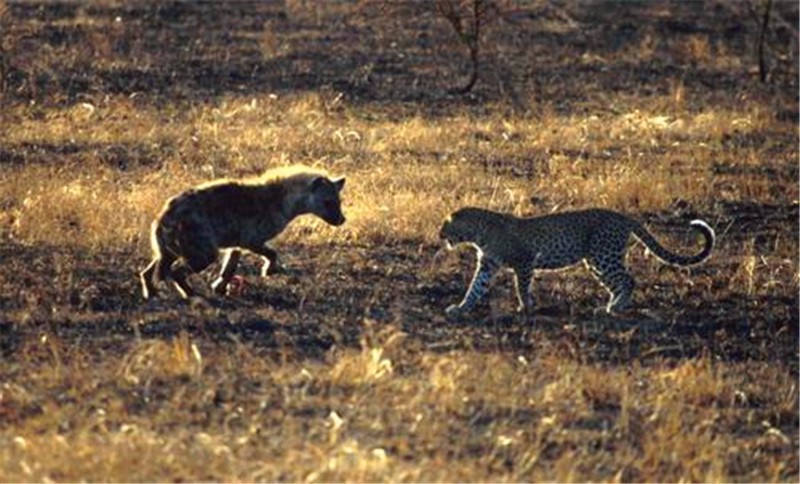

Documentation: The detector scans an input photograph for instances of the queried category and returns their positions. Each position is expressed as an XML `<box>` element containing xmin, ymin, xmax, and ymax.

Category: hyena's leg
<box><xmin>211</xmin><ymin>249</ymin><xmax>242</xmax><ymax>295</ymax></box>
<box><xmin>170</xmin><ymin>263</ymin><xmax>195</xmax><ymax>298</ymax></box>
<box><xmin>511</xmin><ymin>264</ymin><xmax>536</xmax><ymax>315</ymax></box>
<box><xmin>247</xmin><ymin>245</ymin><xmax>282</xmax><ymax>276</ymax></box>
<box><xmin>155</xmin><ymin>252</ymin><xmax>176</xmax><ymax>282</ymax></box>
<box><xmin>171</xmin><ymin>239</ymin><xmax>217</xmax><ymax>299</ymax></box>
<box><xmin>586</xmin><ymin>256</ymin><xmax>634</xmax><ymax>313</ymax></box>
<box><xmin>446</xmin><ymin>254</ymin><xmax>500</xmax><ymax>318</ymax></box>
<box><xmin>172</xmin><ymin>256</ymin><xmax>216</xmax><ymax>298</ymax></box>
<box><xmin>140</xmin><ymin>251</ymin><xmax>177</xmax><ymax>300</ymax></box>
<box><xmin>140</xmin><ymin>258</ymin><xmax>159</xmax><ymax>300</ymax></box>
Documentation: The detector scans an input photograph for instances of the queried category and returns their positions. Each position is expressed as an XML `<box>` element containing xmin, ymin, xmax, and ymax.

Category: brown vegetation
<box><xmin>0</xmin><ymin>1</ymin><xmax>797</xmax><ymax>482</ymax></box>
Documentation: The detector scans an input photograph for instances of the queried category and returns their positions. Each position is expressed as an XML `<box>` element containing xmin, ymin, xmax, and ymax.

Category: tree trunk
<box><xmin>451</xmin><ymin>43</ymin><xmax>479</xmax><ymax>94</ymax></box>
<box><xmin>757</xmin><ymin>0</ymin><xmax>772</xmax><ymax>83</ymax></box>
<box><xmin>451</xmin><ymin>0</ymin><xmax>482</xmax><ymax>94</ymax></box>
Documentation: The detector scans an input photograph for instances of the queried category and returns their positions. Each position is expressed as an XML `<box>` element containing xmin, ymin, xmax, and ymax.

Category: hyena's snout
<box><xmin>323</xmin><ymin>204</ymin><xmax>346</xmax><ymax>226</ymax></box>
<box><xmin>330</xmin><ymin>199</ymin><xmax>346</xmax><ymax>225</ymax></box>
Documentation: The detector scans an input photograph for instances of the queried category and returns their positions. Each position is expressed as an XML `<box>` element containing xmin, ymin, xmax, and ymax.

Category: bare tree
<box><xmin>755</xmin><ymin>0</ymin><xmax>773</xmax><ymax>83</ymax></box>
<box><xmin>435</xmin><ymin>0</ymin><xmax>499</xmax><ymax>94</ymax></box>
<box><xmin>722</xmin><ymin>0</ymin><xmax>796</xmax><ymax>85</ymax></box>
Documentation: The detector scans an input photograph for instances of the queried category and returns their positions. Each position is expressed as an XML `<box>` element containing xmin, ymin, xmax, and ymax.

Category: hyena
<box><xmin>140</xmin><ymin>165</ymin><xmax>346</xmax><ymax>299</ymax></box>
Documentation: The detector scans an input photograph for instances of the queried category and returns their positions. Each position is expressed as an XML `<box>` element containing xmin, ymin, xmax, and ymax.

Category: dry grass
<box><xmin>2</xmin><ymin>326</ymin><xmax>797</xmax><ymax>482</ymax></box>
<box><xmin>0</xmin><ymin>1</ymin><xmax>797</xmax><ymax>482</ymax></box>
<box><xmin>3</xmin><ymin>90</ymin><xmax>793</xmax><ymax>249</ymax></box>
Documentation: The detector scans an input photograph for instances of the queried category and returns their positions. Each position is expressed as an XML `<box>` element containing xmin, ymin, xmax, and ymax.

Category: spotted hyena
<box><xmin>140</xmin><ymin>165</ymin><xmax>346</xmax><ymax>299</ymax></box>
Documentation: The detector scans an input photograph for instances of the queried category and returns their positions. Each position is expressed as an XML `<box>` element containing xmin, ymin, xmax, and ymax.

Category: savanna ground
<box><xmin>0</xmin><ymin>0</ymin><xmax>798</xmax><ymax>481</ymax></box>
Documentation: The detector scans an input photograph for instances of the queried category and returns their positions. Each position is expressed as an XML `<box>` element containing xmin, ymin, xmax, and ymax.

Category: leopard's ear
<box><xmin>332</xmin><ymin>177</ymin><xmax>345</xmax><ymax>192</ymax></box>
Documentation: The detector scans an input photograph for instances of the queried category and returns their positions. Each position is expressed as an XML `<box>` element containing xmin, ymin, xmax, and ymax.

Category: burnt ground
<box><xmin>1</xmin><ymin>213</ymin><xmax>797</xmax><ymax>371</ymax></box>
<box><xmin>2</xmin><ymin>1</ymin><xmax>798</xmax><ymax>112</ymax></box>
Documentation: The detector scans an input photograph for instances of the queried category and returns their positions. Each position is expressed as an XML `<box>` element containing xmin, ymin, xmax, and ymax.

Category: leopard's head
<box><xmin>439</xmin><ymin>208</ymin><xmax>487</xmax><ymax>249</ymax></box>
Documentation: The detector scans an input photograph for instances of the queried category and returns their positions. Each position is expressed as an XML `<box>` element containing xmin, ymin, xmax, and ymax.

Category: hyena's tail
<box><xmin>632</xmin><ymin>219</ymin><xmax>715</xmax><ymax>267</ymax></box>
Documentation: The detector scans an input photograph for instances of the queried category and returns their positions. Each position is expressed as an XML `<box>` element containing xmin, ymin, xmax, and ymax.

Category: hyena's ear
<box><xmin>310</xmin><ymin>175</ymin><xmax>345</xmax><ymax>193</ymax></box>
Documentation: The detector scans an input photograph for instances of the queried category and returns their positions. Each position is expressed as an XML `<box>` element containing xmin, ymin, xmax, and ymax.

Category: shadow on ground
<box><xmin>1</xmin><ymin>234</ymin><xmax>797</xmax><ymax>373</ymax></box>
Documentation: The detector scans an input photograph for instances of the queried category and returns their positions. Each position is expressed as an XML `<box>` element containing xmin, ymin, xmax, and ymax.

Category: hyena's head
<box><xmin>308</xmin><ymin>176</ymin><xmax>346</xmax><ymax>226</ymax></box>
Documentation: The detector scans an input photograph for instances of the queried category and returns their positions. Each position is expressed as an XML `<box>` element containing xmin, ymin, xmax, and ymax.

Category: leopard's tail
<box><xmin>632</xmin><ymin>219</ymin><xmax>715</xmax><ymax>266</ymax></box>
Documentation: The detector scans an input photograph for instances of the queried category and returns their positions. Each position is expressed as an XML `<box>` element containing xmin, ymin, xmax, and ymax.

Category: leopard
<box><xmin>140</xmin><ymin>165</ymin><xmax>346</xmax><ymax>300</ymax></box>
<box><xmin>438</xmin><ymin>207</ymin><xmax>715</xmax><ymax>318</ymax></box>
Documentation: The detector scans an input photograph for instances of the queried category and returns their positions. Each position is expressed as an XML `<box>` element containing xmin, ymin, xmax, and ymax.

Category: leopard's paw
<box><xmin>445</xmin><ymin>304</ymin><xmax>465</xmax><ymax>319</ymax></box>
